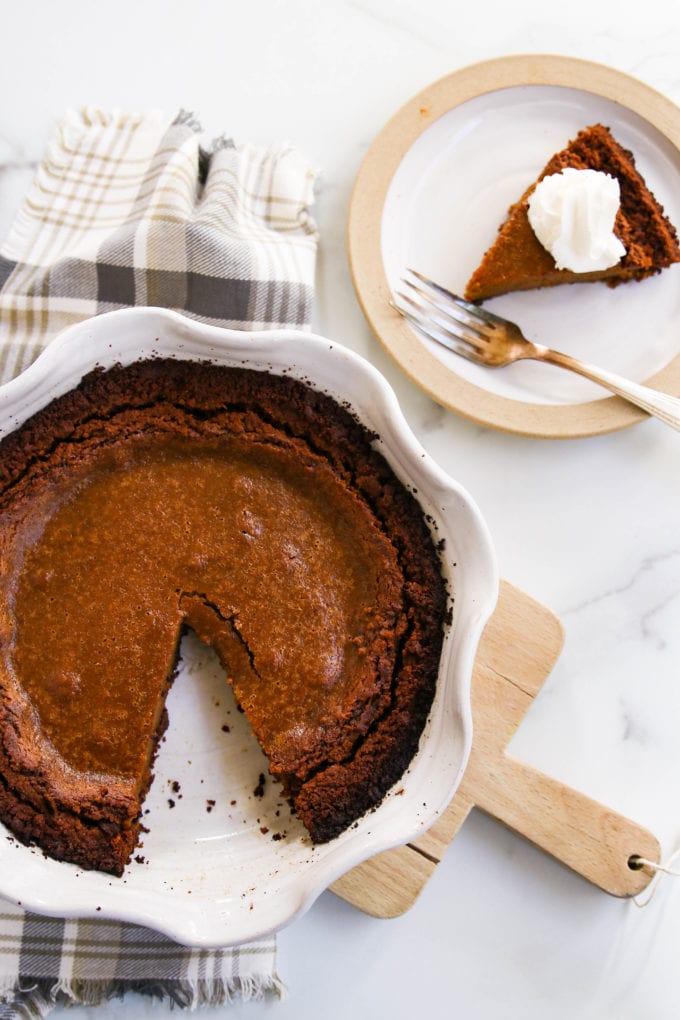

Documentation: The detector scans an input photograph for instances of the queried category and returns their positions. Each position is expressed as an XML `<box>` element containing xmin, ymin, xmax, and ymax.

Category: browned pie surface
<box><xmin>0</xmin><ymin>359</ymin><xmax>447</xmax><ymax>874</ymax></box>
<box><xmin>11</xmin><ymin>434</ymin><xmax>401</xmax><ymax>778</ymax></box>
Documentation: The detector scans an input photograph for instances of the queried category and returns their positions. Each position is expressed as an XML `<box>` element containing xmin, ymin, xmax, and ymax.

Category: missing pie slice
<box><xmin>464</xmin><ymin>124</ymin><xmax>680</xmax><ymax>302</ymax></box>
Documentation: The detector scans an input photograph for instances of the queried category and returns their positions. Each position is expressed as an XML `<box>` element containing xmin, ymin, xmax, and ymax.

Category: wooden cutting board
<box><xmin>331</xmin><ymin>580</ymin><xmax>660</xmax><ymax>917</ymax></box>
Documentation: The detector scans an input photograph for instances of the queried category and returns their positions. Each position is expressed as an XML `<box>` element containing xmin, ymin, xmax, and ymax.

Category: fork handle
<box><xmin>538</xmin><ymin>347</ymin><xmax>680</xmax><ymax>431</ymax></box>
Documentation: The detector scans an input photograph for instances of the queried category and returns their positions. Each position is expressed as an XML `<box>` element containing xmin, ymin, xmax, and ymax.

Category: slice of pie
<box><xmin>464</xmin><ymin>124</ymin><xmax>680</xmax><ymax>302</ymax></box>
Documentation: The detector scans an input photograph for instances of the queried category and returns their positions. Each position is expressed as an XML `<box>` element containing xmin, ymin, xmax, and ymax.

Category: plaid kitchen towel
<box><xmin>0</xmin><ymin>106</ymin><xmax>318</xmax><ymax>383</ymax></box>
<box><xmin>0</xmin><ymin>107</ymin><xmax>319</xmax><ymax>1015</ymax></box>
<box><xmin>0</xmin><ymin>901</ymin><xmax>282</xmax><ymax>1017</ymax></box>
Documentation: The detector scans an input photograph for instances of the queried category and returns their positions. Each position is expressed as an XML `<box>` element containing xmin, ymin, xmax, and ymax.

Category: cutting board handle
<box><xmin>332</xmin><ymin>582</ymin><xmax>661</xmax><ymax>918</ymax></box>
<box><xmin>469</xmin><ymin>752</ymin><xmax>660</xmax><ymax>898</ymax></box>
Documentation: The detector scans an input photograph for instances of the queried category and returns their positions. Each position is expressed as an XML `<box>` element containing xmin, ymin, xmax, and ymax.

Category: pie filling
<box><xmin>0</xmin><ymin>359</ymin><xmax>448</xmax><ymax>874</ymax></box>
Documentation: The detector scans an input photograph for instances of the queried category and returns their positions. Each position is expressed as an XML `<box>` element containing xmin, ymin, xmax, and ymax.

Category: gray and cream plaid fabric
<box><xmin>0</xmin><ymin>903</ymin><xmax>283</xmax><ymax>1018</ymax></box>
<box><xmin>0</xmin><ymin>106</ymin><xmax>318</xmax><ymax>384</ymax></box>
<box><xmin>0</xmin><ymin>107</ymin><xmax>319</xmax><ymax>1016</ymax></box>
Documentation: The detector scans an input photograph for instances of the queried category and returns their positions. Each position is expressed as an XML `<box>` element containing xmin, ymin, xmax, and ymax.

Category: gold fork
<box><xmin>393</xmin><ymin>268</ymin><xmax>680</xmax><ymax>432</ymax></box>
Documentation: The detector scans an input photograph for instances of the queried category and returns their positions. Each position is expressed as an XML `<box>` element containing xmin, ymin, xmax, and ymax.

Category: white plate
<box><xmin>0</xmin><ymin>308</ymin><xmax>498</xmax><ymax>947</ymax></box>
<box><xmin>349</xmin><ymin>56</ymin><xmax>680</xmax><ymax>437</ymax></box>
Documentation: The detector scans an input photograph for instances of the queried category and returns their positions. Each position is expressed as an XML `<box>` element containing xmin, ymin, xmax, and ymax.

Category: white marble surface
<box><xmin>3</xmin><ymin>0</ymin><xmax>680</xmax><ymax>1016</ymax></box>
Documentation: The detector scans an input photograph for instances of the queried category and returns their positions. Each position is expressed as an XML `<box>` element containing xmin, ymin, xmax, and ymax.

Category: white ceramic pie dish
<box><xmin>0</xmin><ymin>308</ymin><xmax>498</xmax><ymax>947</ymax></box>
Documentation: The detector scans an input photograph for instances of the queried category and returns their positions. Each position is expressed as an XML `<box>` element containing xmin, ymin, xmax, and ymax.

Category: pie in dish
<box><xmin>464</xmin><ymin>123</ymin><xmax>680</xmax><ymax>301</ymax></box>
<box><xmin>0</xmin><ymin>358</ymin><xmax>448</xmax><ymax>875</ymax></box>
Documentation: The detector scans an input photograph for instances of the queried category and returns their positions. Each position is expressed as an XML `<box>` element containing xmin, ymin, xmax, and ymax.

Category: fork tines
<box><xmin>391</xmin><ymin>268</ymin><xmax>491</xmax><ymax>362</ymax></box>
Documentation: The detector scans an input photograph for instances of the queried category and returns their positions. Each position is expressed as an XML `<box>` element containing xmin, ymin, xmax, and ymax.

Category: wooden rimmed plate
<box><xmin>348</xmin><ymin>55</ymin><xmax>680</xmax><ymax>438</ymax></box>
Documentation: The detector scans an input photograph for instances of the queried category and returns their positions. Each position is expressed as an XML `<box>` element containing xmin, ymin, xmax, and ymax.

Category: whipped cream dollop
<box><xmin>527</xmin><ymin>167</ymin><xmax>626</xmax><ymax>273</ymax></box>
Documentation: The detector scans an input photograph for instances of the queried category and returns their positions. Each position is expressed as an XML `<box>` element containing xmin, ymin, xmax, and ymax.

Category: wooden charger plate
<box><xmin>348</xmin><ymin>55</ymin><xmax>680</xmax><ymax>438</ymax></box>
